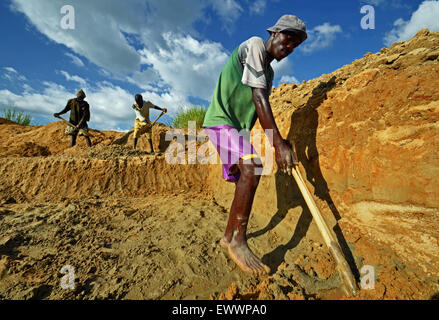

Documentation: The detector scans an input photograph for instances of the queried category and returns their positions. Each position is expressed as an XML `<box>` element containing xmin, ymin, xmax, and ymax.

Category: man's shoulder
<box><xmin>143</xmin><ymin>100</ymin><xmax>154</xmax><ymax>108</ymax></box>
<box><xmin>240</xmin><ymin>36</ymin><xmax>265</xmax><ymax>49</ymax></box>
<box><xmin>238</xmin><ymin>37</ymin><xmax>267</xmax><ymax>63</ymax></box>
<box><xmin>248</xmin><ymin>36</ymin><xmax>264</xmax><ymax>45</ymax></box>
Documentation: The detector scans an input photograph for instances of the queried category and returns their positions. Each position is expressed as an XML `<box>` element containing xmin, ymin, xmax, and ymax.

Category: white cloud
<box><xmin>272</xmin><ymin>57</ymin><xmax>291</xmax><ymax>75</ymax></box>
<box><xmin>138</xmin><ymin>90</ymin><xmax>189</xmax><ymax>114</ymax></box>
<box><xmin>3</xmin><ymin>67</ymin><xmax>27</xmax><ymax>81</ymax></box>
<box><xmin>279</xmin><ymin>75</ymin><xmax>300</xmax><ymax>84</ymax></box>
<box><xmin>300</xmin><ymin>22</ymin><xmax>343</xmax><ymax>54</ymax></box>
<box><xmin>139</xmin><ymin>32</ymin><xmax>229</xmax><ymax>101</ymax></box>
<box><xmin>0</xmin><ymin>82</ymin><xmax>71</xmax><ymax>117</ymax></box>
<box><xmin>65</xmin><ymin>52</ymin><xmax>85</xmax><ymax>67</ymax></box>
<box><xmin>22</xmin><ymin>83</ymin><xmax>34</xmax><ymax>93</ymax></box>
<box><xmin>209</xmin><ymin>0</ymin><xmax>243</xmax><ymax>33</ymax></box>
<box><xmin>126</xmin><ymin>69</ymin><xmax>161</xmax><ymax>91</ymax></box>
<box><xmin>271</xmin><ymin>57</ymin><xmax>301</xmax><ymax>87</ymax></box>
<box><xmin>249</xmin><ymin>0</ymin><xmax>266</xmax><ymax>15</ymax></box>
<box><xmin>59</xmin><ymin>70</ymin><xmax>87</xmax><ymax>88</ymax></box>
<box><xmin>4</xmin><ymin>67</ymin><xmax>18</xmax><ymax>74</ymax></box>
<box><xmin>384</xmin><ymin>0</ymin><xmax>439</xmax><ymax>46</ymax></box>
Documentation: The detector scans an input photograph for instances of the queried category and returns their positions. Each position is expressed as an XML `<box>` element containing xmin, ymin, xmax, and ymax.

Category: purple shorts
<box><xmin>204</xmin><ymin>125</ymin><xmax>261</xmax><ymax>182</ymax></box>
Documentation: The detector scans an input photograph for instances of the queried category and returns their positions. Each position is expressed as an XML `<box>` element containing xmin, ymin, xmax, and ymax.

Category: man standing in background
<box><xmin>132</xmin><ymin>94</ymin><xmax>167</xmax><ymax>153</ymax></box>
<box><xmin>54</xmin><ymin>89</ymin><xmax>92</xmax><ymax>147</ymax></box>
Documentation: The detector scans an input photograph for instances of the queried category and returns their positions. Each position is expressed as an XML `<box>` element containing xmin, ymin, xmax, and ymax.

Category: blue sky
<box><xmin>1</xmin><ymin>0</ymin><xmax>438</xmax><ymax>131</ymax></box>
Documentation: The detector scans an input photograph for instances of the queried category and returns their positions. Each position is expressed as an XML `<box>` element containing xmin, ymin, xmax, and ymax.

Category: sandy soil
<box><xmin>0</xmin><ymin>157</ymin><xmax>437</xmax><ymax>300</ymax></box>
<box><xmin>0</xmin><ymin>192</ymin><xmax>359</xmax><ymax>300</ymax></box>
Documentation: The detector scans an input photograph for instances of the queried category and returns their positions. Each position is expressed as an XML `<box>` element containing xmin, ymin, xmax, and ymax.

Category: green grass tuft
<box><xmin>171</xmin><ymin>106</ymin><xmax>207</xmax><ymax>129</ymax></box>
<box><xmin>2</xmin><ymin>108</ymin><xmax>32</xmax><ymax>126</ymax></box>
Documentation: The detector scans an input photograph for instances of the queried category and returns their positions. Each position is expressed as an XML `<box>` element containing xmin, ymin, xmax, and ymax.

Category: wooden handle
<box><xmin>291</xmin><ymin>166</ymin><xmax>358</xmax><ymax>296</ymax></box>
<box><xmin>148</xmin><ymin>110</ymin><xmax>166</xmax><ymax>128</ymax></box>
<box><xmin>55</xmin><ymin>115</ymin><xmax>76</xmax><ymax>128</ymax></box>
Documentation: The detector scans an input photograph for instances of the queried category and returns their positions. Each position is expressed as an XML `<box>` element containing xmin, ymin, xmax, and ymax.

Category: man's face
<box><xmin>270</xmin><ymin>32</ymin><xmax>301</xmax><ymax>61</ymax></box>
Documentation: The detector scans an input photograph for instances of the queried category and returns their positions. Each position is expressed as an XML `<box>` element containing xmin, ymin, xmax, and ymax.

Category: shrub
<box><xmin>171</xmin><ymin>106</ymin><xmax>207</xmax><ymax>129</ymax></box>
<box><xmin>2</xmin><ymin>108</ymin><xmax>32</xmax><ymax>126</ymax></box>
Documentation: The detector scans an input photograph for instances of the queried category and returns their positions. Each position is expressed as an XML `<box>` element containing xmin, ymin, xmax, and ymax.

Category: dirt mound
<box><xmin>89</xmin><ymin>145</ymin><xmax>151</xmax><ymax>158</ymax></box>
<box><xmin>2</xmin><ymin>142</ymin><xmax>51</xmax><ymax>157</ymax></box>
<box><xmin>63</xmin><ymin>144</ymin><xmax>151</xmax><ymax>159</ymax></box>
<box><xmin>0</xmin><ymin>118</ymin><xmax>17</xmax><ymax>125</ymax></box>
<box><xmin>0</xmin><ymin>119</ymin><xmax>171</xmax><ymax>157</ymax></box>
<box><xmin>0</xmin><ymin>120</ymin><xmax>117</xmax><ymax>157</ymax></box>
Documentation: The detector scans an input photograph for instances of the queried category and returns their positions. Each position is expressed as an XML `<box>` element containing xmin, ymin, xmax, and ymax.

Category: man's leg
<box><xmin>85</xmin><ymin>136</ymin><xmax>92</xmax><ymax>147</ymax></box>
<box><xmin>70</xmin><ymin>134</ymin><xmax>77</xmax><ymax>147</ymax></box>
<box><xmin>221</xmin><ymin>158</ymin><xmax>269</xmax><ymax>274</ymax></box>
<box><xmin>148</xmin><ymin>138</ymin><xmax>154</xmax><ymax>153</ymax></box>
<box><xmin>133</xmin><ymin>119</ymin><xmax>141</xmax><ymax>150</ymax></box>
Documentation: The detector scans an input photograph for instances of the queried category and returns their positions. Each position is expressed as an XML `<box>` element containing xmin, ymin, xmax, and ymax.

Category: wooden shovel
<box><xmin>54</xmin><ymin>114</ymin><xmax>76</xmax><ymax>128</ymax></box>
<box><xmin>149</xmin><ymin>110</ymin><xmax>166</xmax><ymax>128</ymax></box>
<box><xmin>291</xmin><ymin>166</ymin><xmax>359</xmax><ymax>296</ymax></box>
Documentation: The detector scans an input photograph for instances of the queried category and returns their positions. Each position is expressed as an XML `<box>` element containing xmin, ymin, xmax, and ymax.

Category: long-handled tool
<box><xmin>149</xmin><ymin>110</ymin><xmax>166</xmax><ymax>128</ymax></box>
<box><xmin>291</xmin><ymin>166</ymin><xmax>358</xmax><ymax>296</ymax></box>
<box><xmin>54</xmin><ymin>114</ymin><xmax>76</xmax><ymax>128</ymax></box>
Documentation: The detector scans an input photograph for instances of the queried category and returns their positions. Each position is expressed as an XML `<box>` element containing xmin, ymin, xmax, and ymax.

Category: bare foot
<box><xmin>221</xmin><ymin>237</ymin><xmax>270</xmax><ymax>275</ymax></box>
<box><xmin>220</xmin><ymin>237</ymin><xmax>229</xmax><ymax>249</ymax></box>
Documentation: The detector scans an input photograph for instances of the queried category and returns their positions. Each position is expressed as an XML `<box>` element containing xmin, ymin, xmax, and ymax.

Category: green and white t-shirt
<box><xmin>238</xmin><ymin>37</ymin><xmax>273</xmax><ymax>93</ymax></box>
<box><xmin>203</xmin><ymin>37</ymin><xmax>274</xmax><ymax>131</ymax></box>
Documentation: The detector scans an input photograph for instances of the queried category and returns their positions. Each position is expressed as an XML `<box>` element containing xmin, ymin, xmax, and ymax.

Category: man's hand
<box><xmin>162</xmin><ymin>108</ymin><xmax>167</xmax><ymax>113</ymax></box>
<box><xmin>53</xmin><ymin>113</ymin><xmax>59</xmax><ymax>118</ymax></box>
<box><xmin>143</xmin><ymin>120</ymin><xmax>153</xmax><ymax>128</ymax></box>
<box><xmin>274</xmin><ymin>139</ymin><xmax>299</xmax><ymax>176</ymax></box>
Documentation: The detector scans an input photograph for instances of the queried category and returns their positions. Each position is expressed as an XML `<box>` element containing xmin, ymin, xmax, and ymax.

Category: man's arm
<box><xmin>54</xmin><ymin>101</ymin><xmax>70</xmax><ymax>117</ymax></box>
<box><xmin>252</xmin><ymin>87</ymin><xmax>298</xmax><ymax>174</ymax></box>
<box><xmin>153</xmin><ymin>105</ymin><xmax>167</xmax><ymax>113</ymax></box>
